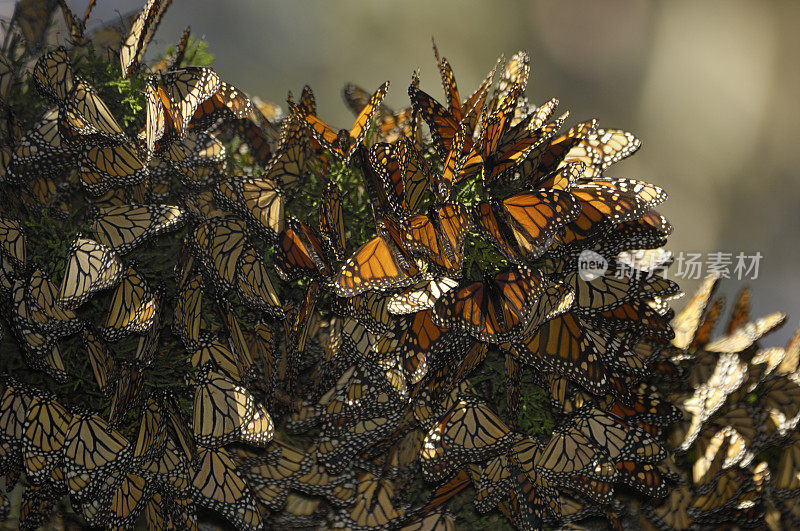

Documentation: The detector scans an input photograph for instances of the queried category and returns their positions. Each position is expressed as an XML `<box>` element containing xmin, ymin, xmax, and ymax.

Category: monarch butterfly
<box><xmin>583</xmin><ymin>178</ymin><xmax>667</xmax><ymax>210</ymax></box>
<box><xmin>191</xmin><ymin>366</ymin><xmax>273</xmax><ymax>448</ymax></box>
<box><xmin>56</xmin><ymin>0</ymin><xmax>96</xmax><ymax>46</ymax></box>
<box><xmin>57</xmin><ymin>237</ymin><xmax>122</xmax><ymax>310</ymax></box>
<box><xmin>6</xmin><ymin>109</ymin><xmax>75</xmax><ymax>183</ymax></box>
<box><xmin>408</xmin><ymin>86</ymin><xmax>473</xmax><ymax>162</ymax></box>
<box><xmin>588</xmin><ymin>300</ymin><xmax>675</xmax><ymax>341</ymax></box>
<box><xmin>420</xmin><ymin>397</ymin><xmax>514</xmax><ymax>482</ymax></box>
<box><xmin>639</xmin><ymin>484</ymin><xmax>692</xmax><ymax>530</ymax></box>
<box><xmin>143</xmin><ymin>80</ymin><xmax>167</xmax><ymax>157</ymax></box>
<box><xmin>432</xmin><ymin>265</ymin><xmax>545</xmax><ymax>343</ymax></box>
<box><xmin>223</xmin><ymin>176</ymin><xmax>283</xmax><ymax>240</ymax></box>
<box><xmin>189</xmin><ymin>217</ymin><xmax>247</xmax><ymax>293</ymax></box>
<box><xmin>10</xmin><ymin>280</ymin><xmax>69</xmax><ymax>382</ymax></box>
<box><xmin>773</xmin><ymin>435</ymin><xmax>800</xmax><ymax>497</ymax></box>
<box><xmin>500</xmin><ymin>467</ymin><xmax>549</xmax><ymax>531</ymax></box>
<box><xmin>183</xmin><ymin>189</ymin><xmax>231</xmax><ymax>222</ymax></box>
<box><xmin>691</xmin><ymin>296</ymin><xmax>725</xmax><ymax>349</ymax></box>
<box><xmin>402</xmin><ymin>203</ymin><xmax>472</xmax><ymax>275</ymax></box>
<box><xmin>235</xmin><ymin>247</ymin><xmax>283</xmax><ymax>317</ymax></box>
<box><xmin>100</xmin><ymin>264</ymin><xmax>157</xmax><ymax>341</ymax></box>
<box><xmin>318</xmin><ymin>180</ymin><xmax>346</xmax><ymax>260</ymax></box>
<box><xmin>262</xmin><ymin>117</ymin><xmax>308</xmax><ymax>190</ymax></box>
<box><xmin>704</xmin><ymin>312</ymin><xmax>786</xmax><ymax>353</ymax></box>
<box><xmin>463</xmin><ymin>105</ymin><xmax>568</xmax><ymax>186</ymax></box>
<box><xmin>161</xmin><ymin>128</ymin><xmax>227</xmax><ymax>168</ymax></box>
<box><xmin>218</xmin><ymin>301</ymin><xmax>258</xmax><ymax>384</ymax></box>
<box><xmin>329</xmin><ymin>473</ymin><xmax>405</xmax><ymax>529</ymax></box>
<box><xmin>91</xmin><ymin>204</ymin><xmax>184</xmax><ymax>255</ymax></box>
<box><xmin>509</xmin><ymin>440</ymin><xmax>563</xmax><ymax>516</ymax></box>
<box><xmin>366</xmin><ymin>140</ymin><xmax>412</xmax><ymax>215</ymax></box>
<box><xmin>132</xmin><ymin>396</ymin><xmax>166</xmax><ymax>466</ymax></box>
<box><xmin>374</xmin><ymin>309</ymin><xmax>467</xmax><ymax>385</ymax></box>
<box><xmin>530</xmin><ymin>426</ymin><xmax>617</xmax><ymax>506</ymax></box>
<box><xmin>570</xmin><ymin>407</ymin><xmax>666</xmax><ymax>464</ymax></box>
<box><xmin>291</xmin><ymin>81</ymin><xmax>389</xmax><ymax>164</ymax></box>
<box><xmin>95</xmin><ymin>470</ymin><xmax>151</xmax><ymax>528</ymax></box>
<box><xmin>557</xmin><ymin>128</ymin><xmax>642</xmax><ymax>179</ymax></box>
<box><xmin>725</xmin><ymin>287</ymin><xmax>751</xmax><ymax>335</ymax></box>
<box><xmin>524</xmin><ymin>119</ymin><xmax>598</xmax><ymax>186</ymax></box>
<box><xmin>606</xmin><ymin>391</ymin><xmax>682</xmax><ymax>435</ymax></box>
<box><xmin>687</xmin><ymin>468</ymin><xmax>749</xmax><ymax>518</ymax></box>
<box><xmin>334</xmin><ymin>216</ymin><xmax>419</xmax><ymax>297</ymax></box>
<box><xmin>570</xmin><ymin>270</ymin><xmax>679</xmax><ymax>314</ymax></box>
<box><xmin>81</xmin><ymin>327</ymin><xmax>115</xmax><ymax>398</ymax></box>
<box><xmin>343</xmin><ymin>82</ymin><xmax>415</xmax><ymax>143</ymax></box>
<box><xmin>762</xmin><ymin>373</ymin><xmax>800</xmax><ymax>424</ymax></box>
<box><xmin>59</xmin><ymin>74</ymin><xmax>126</xmax><ymax>146</ymax></box>
<box><xmin>120</xmin><ymin>0</ymin><xmax>172</xmax><ymax>78</ymax></box>
<box><xmin>434</xmin><ymin>125</ymin><xmax>469</xmax><ymax>204</ymax></box>
<box><xmin>0</xmin><ymin>375</ymin><xmax>32</xmax><ymax>452</ymax></box>
<box><xmin>233</xmin><ymin>95</ymin><xmax>281</xmax><ymax>166</ymax></box>
<box><xmin>779</xmin><ymin>323</ymin><xmax>800</xmax><ymax>375</ymax></box>
<box><xmin>490</xmin><ymin>51</ymin><xmax>531</xmax><ymax>113</ymax></box>
<box><xmin>156</xmin><ymin>67</ymin><xmax>221</xmax><ymax>139</ymax></box>
<box><xmin>559</xmin><ymin>181</ymin><xmax>652</xmax><ymax>242</ymax></box>
<box><xmin>62</xmin><ymin>410</ymin><xmax>130</xmax><ymax>499</ymax></box>
<box><xmin>19</xmin><ymin>481</ymin><xmax>60</xmax><ymax>528</ymax></box>
<box><xmin>458</xmin><ymin>78</ymin><xmax>534</xmax><ymax>182</ymax></box>
<box><xmin>144</xmin><ymin>434</ymin><xmax>191</xmax><ymax>495</ymax></box>
<box><xmin>333</xmin><ymin>291</ymin><xmax>394</xmax><ymax>335</ymax></box>
<box><xmin>276</xmin><ymin>217</ymin><xmax>332</xmax><ymax>280</ymax></box>
<box><xmin>107</xmin><ymin>363</ymin><xmax>145</xmax><ymax>427</ymax></box>
<box><xmin>160</xmin><ymin>132</ymin><xmax>226</xmax><ymax>188</ymax></box>
<box><xmin>245</xmin><ymin>440</ymin><xmax>348</xmax><ymax>503</ymax></box>
<box><xmin>76</xmin><ymin>142</ymin><xmax>149</xmax><ymax>196</ymax></box>
<box><xmin>23</xmin><ymin>269</ymin><xmax>81</xmax><ymax>337</ymax></box>
<box><xmin>318</xmin><ymin>356</ymin><xmax>406</xmax><ymax>424</ymax></box>
<box><xmin>431</xmin><ymin>39</ymin><xmax>497</xmax><ymax>133</ymax></box>
<box><xmin>188</xmin><ymin>81</ymin><xmax>253</xmax><ymax>132</ymax></box>
<box><xmin>387</xmin><ymin>276</ymin><xmax>459</xmax><ymax>315</ymax></box>
<box><xmin>32</xmin><ymin>47</ymin><xmax>74</xmax><ymax>104</ymax></box>
<box><xmin>187</xmin><ymin>447</ymin><xmax>262</xmax><ymax>528</ymax></box>
<box><xmin>474</xmin><ymin>454</ymin><xmax>513</xmax><ymax>513</ymax></box>
<box><xmin>160</xmin><ymin>394</ymin><xmax>197</xmax><ymax>467</ymax></box>
<box><xmin>478</xmin><ymin>189</ymin><xmax>581</xmax><ymax>262</ymax></box>
<box><xmin>509</xmin><ymin>311</ymin><xmax>608</xmax><ymax>394</ymax></box>
<box><xmin>173</xmin><ymin>272</ymin><xmax>204</xmax><ymax>350</ymax></box>
<box><xmin>0</xmin><ymin>51</ymin><xmax>15</xmax><ymax>102</ymax></box>
<box><xmin>22</xmin><ymin>392</ymin><xmax>72</xmax><ymax>482</ymax></box>
<box><xmin>407</xmin><ymin>472</ymin><xmax>469</xmax><ymax>525</ymax></box>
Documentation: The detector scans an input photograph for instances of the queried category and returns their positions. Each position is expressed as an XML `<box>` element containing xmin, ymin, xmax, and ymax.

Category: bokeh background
<box><xmin>3</xmin><ymin>0</ymin><xmax>800</xmax><ymax>343</ymax></box>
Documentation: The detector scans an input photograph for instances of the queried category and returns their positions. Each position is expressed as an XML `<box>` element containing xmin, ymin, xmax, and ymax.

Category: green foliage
<box><xmin>163</xmin><ymin>36</ymin><xmax>215</xmax><ymax>68</ymax></box>
<box><xmin>18</xmin><ymin>206</ymin><xmax>87</xmax><ymax>281</ymax></box>
<box><xmin>470</xmin><ymin>346</ymin><xmax>554</xmax><ymax>438</ymax></box>
<box><xmin>76</xmin><ymin>46</ymin><xmax>145</xmax><ymax>131</ymax></box>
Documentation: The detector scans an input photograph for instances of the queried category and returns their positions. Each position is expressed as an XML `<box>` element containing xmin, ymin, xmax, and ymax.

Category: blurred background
<box><xmin>3</xmin><ymin>0</ymin><xmax>800</xmax><ymax>343</ymax></box>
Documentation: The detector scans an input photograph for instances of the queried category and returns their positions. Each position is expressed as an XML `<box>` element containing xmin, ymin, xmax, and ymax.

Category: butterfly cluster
<box><xmin>627</xmin><ymin>276</ymin><xmax>800</xmax><ymax>530</ymax></box>
<box><xmin>2</xmin><ymin>0</ymin><xmax>790</xmax><ymax>529</ymax></box>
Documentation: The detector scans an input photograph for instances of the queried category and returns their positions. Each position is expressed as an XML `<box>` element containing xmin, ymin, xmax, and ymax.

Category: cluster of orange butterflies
<box><xmin>1</xmin><ymin>0</ymin><xmax>797</xmax><ymax>530</ymax></box>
